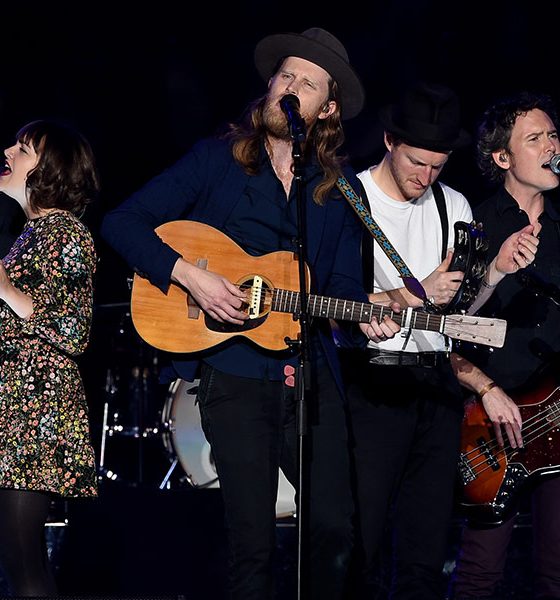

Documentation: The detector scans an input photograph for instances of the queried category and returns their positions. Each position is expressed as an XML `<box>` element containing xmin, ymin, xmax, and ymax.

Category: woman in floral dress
<box><xmin>0</xmin><ymin>119</ymin><xmax>100</xmax><ymax>596</ymax></box>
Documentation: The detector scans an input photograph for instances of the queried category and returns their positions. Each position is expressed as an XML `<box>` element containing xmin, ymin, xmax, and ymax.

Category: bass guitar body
<box><xmin>458</xmin><ymin>360</ymin><xmax>560</xmax><ymax>524</ymax></box>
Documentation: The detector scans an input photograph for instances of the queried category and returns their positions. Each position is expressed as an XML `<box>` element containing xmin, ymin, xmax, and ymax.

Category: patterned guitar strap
<box><xmin>336</xmin><ymin>175</ymin><xmax>440</xmax><ymax>314</ymax></box>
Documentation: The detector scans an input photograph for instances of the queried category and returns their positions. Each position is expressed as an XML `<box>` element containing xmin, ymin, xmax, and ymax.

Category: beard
<box><xmin>389</xmin><ymin>159</ymin><xmax>428</xmax><ymax>201</ymax></box>
<box><xmin>262</xmin><ymin>99</ymin><xmax>292</xmax><ymax>141</ymax></box>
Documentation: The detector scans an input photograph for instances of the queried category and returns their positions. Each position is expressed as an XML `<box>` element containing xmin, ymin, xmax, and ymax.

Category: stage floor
<box><xmin>21</xmin><ymin>480</ymin><xmax>533</xmax><ymax>600</ymax></box>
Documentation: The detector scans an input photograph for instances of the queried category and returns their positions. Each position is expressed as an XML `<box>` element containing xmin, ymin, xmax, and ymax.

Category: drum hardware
<box><xmin>94</xmin><ymin>302</ymin><xmax>168</xmax><ymax>487</ymax></box>
<box><xmin>98</xmin><ymin>367</ymin><xmax>126</xmax><ymax>483</ymax></box>
<box><xmin>98</xmin><ymin>361</ymin><xmax>164</xmax><ymax>486</ymax></box>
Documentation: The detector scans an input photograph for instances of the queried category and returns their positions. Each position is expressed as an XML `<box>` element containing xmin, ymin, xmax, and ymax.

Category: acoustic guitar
<box><xmin>458</xmin><ymin>358</ymin><xmax>560</xmax><ymax>524</ymax></box>
<box><xmin>130</xmin><ymin>221</ymin><xmax>507</xmax><ymax>354</ymax></box>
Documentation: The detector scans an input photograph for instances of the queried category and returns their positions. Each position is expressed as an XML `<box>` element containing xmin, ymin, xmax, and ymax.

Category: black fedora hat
<box><xmin>254</xmin><ymin>27</ymin><xmax>365</xmax><ymax>120</ymax></box>
<box><xmin>379</xmin><ymin>82</ymin><xmax>471</xmax><ymax>152</ymax></box>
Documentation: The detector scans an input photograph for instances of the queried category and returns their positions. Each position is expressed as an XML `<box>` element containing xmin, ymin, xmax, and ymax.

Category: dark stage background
<box><xmin>0</xmin><ymin>2</ymin><xmax>555</xmax><ymax>597</ymax></box>
<box><xmin>2</xmin><ymin>1</ymin><xmax>558</xmax><ymax>304</ymax></box>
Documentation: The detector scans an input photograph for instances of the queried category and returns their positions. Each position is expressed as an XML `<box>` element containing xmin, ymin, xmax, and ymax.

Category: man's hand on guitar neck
<box><xmin>171</xmin><ymin>257</ymin><xmax>248</xmax><ymax>325</ymax></box>
<box><xmin>359</xmin><ymin>301</ymin><xmax>402</xmax><ymax>342</ymax></box>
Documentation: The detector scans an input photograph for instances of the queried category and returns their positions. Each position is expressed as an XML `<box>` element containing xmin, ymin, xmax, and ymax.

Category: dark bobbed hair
<box><xmin>17</xmin><ymin>119</ymin><xmax>100</xmax><ymax>215</ymax></box>
<box><xmin>477</xmin><ymin>91</ymin><xmax>559</xmax><ymax>183</ymax></box>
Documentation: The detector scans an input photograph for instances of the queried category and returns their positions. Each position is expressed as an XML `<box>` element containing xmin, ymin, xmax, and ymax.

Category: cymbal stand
<box><xmin>98</xmin><ymin>366</ymin><xmax>120</xmax><ymax>482</ymax></box>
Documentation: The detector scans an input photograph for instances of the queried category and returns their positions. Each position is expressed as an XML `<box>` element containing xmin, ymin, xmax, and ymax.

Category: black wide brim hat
<box><xmin>379</xmin><ymin>81</ymin><xmax>471</xmax><ymax>152</ymax></box>
<box><xmin>254</xmin><ymin>27</ymin><xmax>365</xmax><ymax>120</ymax></box>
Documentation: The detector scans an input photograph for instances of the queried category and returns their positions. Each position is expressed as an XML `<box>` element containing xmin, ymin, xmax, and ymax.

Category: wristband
<box><xmin>481</xmin><ymin>278</ymin><xmax>497</xmax><ymax>290</ymax></box>
<box><xmin>478</xmin><ymin>381</ymin><xmax>497</xmax><ymax>398</ymax></box>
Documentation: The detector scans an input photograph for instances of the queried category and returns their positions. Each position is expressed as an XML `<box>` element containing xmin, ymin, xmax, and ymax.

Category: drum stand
<box><xmin>98</xmin><ymin>358</ymin><xmax>163</xmax><ymax>486</ymax></box>
<box><xmin>158</xmin><ymin>456</ymin><xmax>179</xmax><ymax>489</ymax></box>
<box><xmin>98</xmin><ymin>366</ymin><xmax>118</xmax><ymax>481</ymax></box>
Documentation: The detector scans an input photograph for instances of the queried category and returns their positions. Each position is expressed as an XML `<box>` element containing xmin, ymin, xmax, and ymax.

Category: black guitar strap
<box><xmin>432</xmin><ymin>180</ymin><xmax>449</xmax><ymax>262</ymax></box>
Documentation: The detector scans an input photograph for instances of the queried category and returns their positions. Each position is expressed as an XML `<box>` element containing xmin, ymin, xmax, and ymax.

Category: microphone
<box><xmin>280</xmin><ymin>94</ymin><xmax>306</xmax><ymax>143</ymax></box>
<box><xmin>549</xmin><ymin>154</ymin><xmax>560</xmax><ymax>174</ymax></box>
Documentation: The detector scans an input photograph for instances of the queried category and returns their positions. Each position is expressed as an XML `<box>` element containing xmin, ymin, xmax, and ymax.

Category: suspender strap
<box><xmin>432</xmin><ymin>180</ymin><xmax>448</xmax><ymax>262</ymax></box>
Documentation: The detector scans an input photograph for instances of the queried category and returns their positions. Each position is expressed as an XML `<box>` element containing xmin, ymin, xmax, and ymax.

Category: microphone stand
<box><xmin>286</xmin><ymin>125</ymin><xmax>313</xmax><ymax>600</ymax></box>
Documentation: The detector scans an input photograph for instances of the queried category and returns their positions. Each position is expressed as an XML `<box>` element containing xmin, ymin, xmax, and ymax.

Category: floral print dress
<box><xmin>0</xmin><ymin>211</ymin><xmax>97</xmax><ymax>497</ymax></box>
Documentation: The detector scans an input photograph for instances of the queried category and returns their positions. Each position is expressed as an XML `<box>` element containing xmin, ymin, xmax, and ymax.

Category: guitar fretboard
<box><xmin>272</xmin><ymin>289</ymin><xmax>445</xmax><ymax>333</ymax></box>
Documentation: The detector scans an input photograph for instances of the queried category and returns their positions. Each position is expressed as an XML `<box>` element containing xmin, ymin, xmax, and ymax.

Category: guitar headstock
<box><xmin>443</xmin><ymin>314</ymin><xmax>507</xmax><ymax>348</ymax></box>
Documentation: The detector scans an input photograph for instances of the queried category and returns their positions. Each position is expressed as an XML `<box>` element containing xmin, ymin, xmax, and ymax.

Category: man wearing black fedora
<box><xmin>342</xmin><ymin>81</ymin><xmax>474</xmax><ymax>599</ymax></box>
<box><xmin>102</xmin><ymin>26</ymin><xmax>400</xmax><ymax>599</ymax></box>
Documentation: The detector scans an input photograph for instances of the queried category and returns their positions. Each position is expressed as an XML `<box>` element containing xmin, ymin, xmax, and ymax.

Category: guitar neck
<box><xmin>272</xmin><ymin>289</ymin><xmax>445</xmax><ymax>333</ymax></box>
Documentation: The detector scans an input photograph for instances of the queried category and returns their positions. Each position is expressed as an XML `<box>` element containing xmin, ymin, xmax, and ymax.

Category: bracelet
<box><xmin>478</xmin><ymin>381</ymin><xmax>497</xmax><ymax>398</ymax></box>
<box><xmin>481</xmin><ymin>278</ymin><xmax>497</xmax><ymax>290</ymax></box>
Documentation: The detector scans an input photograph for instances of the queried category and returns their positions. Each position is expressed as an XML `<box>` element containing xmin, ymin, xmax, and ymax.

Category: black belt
<box><xmin>366</xmin><ymin>349</ymin><xmax>450</xmax><ymax>368</ymax></box>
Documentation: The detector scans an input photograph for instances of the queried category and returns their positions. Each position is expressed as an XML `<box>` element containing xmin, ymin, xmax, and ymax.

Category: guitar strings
<box><xmin>462</xmin><ymin>394</ymin><xmax>560</xmax><ymax>460</ymax></box>
<box><xmin>241</xmin><ymin>284</ymin><xmax>496</xmax><ymax>341</ymax></box>
<box><xmin>465</xmin><ymin>411</ymin><xmax>557</xmax><ymax>467</ymax></box>
<box><xmin>463</xmin><ymin>401</ymin><xmax>560</xmax><ymax>479</ymax></box>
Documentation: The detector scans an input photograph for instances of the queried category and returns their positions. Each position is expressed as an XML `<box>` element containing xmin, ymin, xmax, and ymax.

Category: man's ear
<box><xmin>493</xmin><ymin>150</ymin><xmax>509</xmax><ymax>168</ymax></box>
<box><xmin>318</xmin><ymin>100</ymin><xmax>336</xmax><ymax>120</ymax></box>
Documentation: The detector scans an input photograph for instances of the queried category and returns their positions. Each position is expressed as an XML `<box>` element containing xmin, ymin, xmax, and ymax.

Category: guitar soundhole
<box><xmin>204</xmin><ymin>274</ymin><xmax>272</xmax><ymax>334</ymax></box>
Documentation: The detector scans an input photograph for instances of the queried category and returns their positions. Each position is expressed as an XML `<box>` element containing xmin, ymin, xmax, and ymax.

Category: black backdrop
<box><xmin>2</xmin><ymin>2</ymin><xmax>558</xmax><ymax>297</ymax></box>
<box><xmin>2</xmin><ymin>2</ymin><xmax>559</xmax><ymax>304</ymax></box>
<box><xmin>0</xmin><ymin>1</ymin><xmax>557</xmax><ymax>355</ymax></box>
<box><xmin>1</xmin><ymin>0</ymin><xmax>559</xmax><ymax>374</ymax></box>
<box><xmin>3</xmin><ymin>0</ymin><xmax>558</xmax><ymax>396</ymax></box>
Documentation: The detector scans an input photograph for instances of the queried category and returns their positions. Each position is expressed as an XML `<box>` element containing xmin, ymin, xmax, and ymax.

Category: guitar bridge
<box><xmin>458</xmin><ymin>435</ymin><xmax>501</xmax><ymax>486</ymax></box>
<box><xmin>458</xmin><ymin>453</ymin><xmax>476</xmax><ymax>484</ymax></box>
<box><xmin>249</xmin><ymin>275</ymin><xmax>263</xmax><ymax>319</ymax></box>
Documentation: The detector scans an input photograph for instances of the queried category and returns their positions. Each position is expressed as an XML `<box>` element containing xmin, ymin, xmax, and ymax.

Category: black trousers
<box><xmin>197</xmin><ymin>361</ymin><xmax>354</xmax><ymax>600</ymax></box>
<box><xmin>343</xmin><ymin>352</ymin><xmax>463</xmax><ymax>600</ymax></box>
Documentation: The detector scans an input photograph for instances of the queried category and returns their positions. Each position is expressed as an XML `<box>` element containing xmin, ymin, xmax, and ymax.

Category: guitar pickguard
<box><xmin>464</xmin><ymin>463</ymin><xmax>529</xmax><ymax>525</ymax></box>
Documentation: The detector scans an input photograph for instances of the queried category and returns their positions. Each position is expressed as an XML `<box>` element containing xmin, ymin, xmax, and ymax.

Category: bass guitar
<box><xmin>130</xmin><ymin>221</ymin><xmax>507</xmax><ymax>354</ymax></box>
<box><xmin>458</xmin><ymin>358</ymin><xmax>560</xmax><ymax>524</ymax></box>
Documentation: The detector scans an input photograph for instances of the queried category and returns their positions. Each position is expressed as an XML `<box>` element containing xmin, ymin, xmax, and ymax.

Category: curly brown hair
<box><xmin>477</xmin><ymin>91</ymin><xmax>559</xmax><ymax>183</ymax></box>
<box><xmin>17</xmin><ymin>120</ymin><xmax>100</xmax><ymax>216</ymax></box>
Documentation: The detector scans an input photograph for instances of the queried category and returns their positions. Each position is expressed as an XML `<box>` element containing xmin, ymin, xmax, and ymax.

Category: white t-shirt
<box><xmin>358</xmin><ymin>166</ymin><xmax>473</xmax><ymax>353</ymax></box>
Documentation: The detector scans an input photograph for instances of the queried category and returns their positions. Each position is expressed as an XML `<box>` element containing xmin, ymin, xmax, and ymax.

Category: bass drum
<box><xmin>162</xmin><ymin>378</ymin><xmax>296</xmax><ymax>518</ymax></box>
